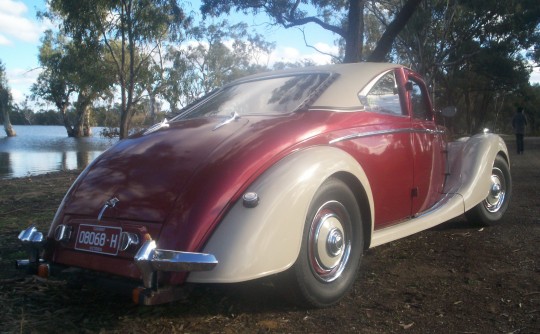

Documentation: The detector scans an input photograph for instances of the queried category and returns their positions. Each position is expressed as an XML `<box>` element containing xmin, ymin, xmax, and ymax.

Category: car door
<box><xmin>354</xmin><ymin>69</ymin><xmax>415</xmax><ymax>227</ymax></box>
<box><xmin>405</xmin><ymin>71</ymin><xmax>446</xmax><ymax>215</ymax></box>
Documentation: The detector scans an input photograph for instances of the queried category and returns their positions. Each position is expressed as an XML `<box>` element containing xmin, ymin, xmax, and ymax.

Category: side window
<box><xmin>360</xmin><ymin>71</ymin><xmax>404</xmax><ymax>116</ymax></box>
<box><xmin>408</xmin><ymin>79</ymin><xmax>431</xmax><ymax>120</ymax></box>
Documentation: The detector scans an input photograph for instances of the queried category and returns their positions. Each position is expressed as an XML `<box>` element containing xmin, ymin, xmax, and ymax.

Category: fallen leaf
<box><xmin>399</xmin><ymin>322</ymin><xmax>414</xmax><ymax>329</ymax></box>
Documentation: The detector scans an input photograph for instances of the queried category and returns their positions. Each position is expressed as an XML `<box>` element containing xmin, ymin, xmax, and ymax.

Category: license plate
<box><xmin>75</xmin><ymin>224</ymin><xmax>122</xmax><ymax>255</ymax></box>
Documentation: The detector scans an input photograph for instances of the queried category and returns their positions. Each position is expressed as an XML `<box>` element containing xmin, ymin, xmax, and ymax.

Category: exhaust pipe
<box><xmin>15</xmin><ymin>259</ymin><xmax>31</xmax><ymax>269</ymax></box>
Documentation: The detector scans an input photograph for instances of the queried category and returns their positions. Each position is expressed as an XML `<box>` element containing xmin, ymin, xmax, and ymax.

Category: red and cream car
<box><xmin>17</xmin><ymin>63</ymin><xmax>511</xmax><ymax>307</ymax></box>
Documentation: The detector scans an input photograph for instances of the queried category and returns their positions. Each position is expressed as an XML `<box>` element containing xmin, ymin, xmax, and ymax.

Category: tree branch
<box><xmin>367</xmin><ymin>0</ymin><xmax>422</xmax><ymax>62</ymax></box>
<box><xmin>282</xmin><ymin>16</ymin><xmax>346</xmax><ymax>38</ymax></box>
<box><xmin>299</xmin><ymin>28</ymin><xmax>341</xmax><ymax>63</ymax></box>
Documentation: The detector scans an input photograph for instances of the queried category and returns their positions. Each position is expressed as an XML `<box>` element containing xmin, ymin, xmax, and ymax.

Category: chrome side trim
<box><xmin>308</xmin><ymin>106</ymin><xmax>365</xmax><ymax>113</ymax></box>
<box><xmin>329</xmin><ymin>127</ymin><xmax>444</xmax><ymax>144</ymax></box>
<box><xmin>329</xmin><ymin>128</ymin><xmax>412</xmax><ymax>144</ymax></box>
<box><xmin>134</xmin><ymin>240</ymin><xmax>218</xmax><ymax>288</ymax></box>
<box><xmin>143</xmin><ymin>118</ymin><xmax>169</xmax><ymax>135</ymax></box>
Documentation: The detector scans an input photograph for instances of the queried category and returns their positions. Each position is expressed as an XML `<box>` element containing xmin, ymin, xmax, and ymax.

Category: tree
<box><xmin>163</xmin><ymin>20</ymin><xmax>274</xmax><ymax>110</ymax></box>
<box><xmin>11</xmin><ymin>98</ymin><xmax>34</xmax><ymax>125</ymax></box>
<box><xmin>200</xmin><ymin>0</ymin><xmax>422</xmax><ymax>63</ymax></box>
<box><xmin>0</xmin><ymin>60</ymin><xmax>16</xmax><ymax>137</ymax></box>
<box><xmin>48</xmin><ymin>0</ymin><xmax>190</xmax><ymax>139</ymax></box>
<box><xmin>390</xmin><ymin>0</ymin><xmax>540</xmax><ymax>134</ymax></box>
<box><xmin>32</xmin><ymin>31</ymin><xmax>75</xmax><ymax>136</ymax></box>
<box><xmin>32</xmin><ymin>30</ymin><xmax>113</xmax><ymax>137</ymax></box>
<box><xmin>366</xmin><ymin>0</ymin><xmax>422</xmax><ymax>62</ymax></box>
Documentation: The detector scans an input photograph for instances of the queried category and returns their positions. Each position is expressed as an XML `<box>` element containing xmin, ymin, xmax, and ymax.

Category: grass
<box><xmin>0</xmin><ymin>170</ymin><xmax>80</xmax><ymax>231</ymax></box>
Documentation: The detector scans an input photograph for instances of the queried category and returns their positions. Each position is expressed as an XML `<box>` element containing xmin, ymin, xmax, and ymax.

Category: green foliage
<box><xmin>519</xmin><ymin>85</ymin><xmax>540</xmax><ymax>135</ymax></box>
<box><xmin>200</xmin><ymin>0</ymin><xmax>351</xmax><ymax>59</ymax></box>
<box><xmin>31</xmin><ymin>29</ymin><xmax>115</xmax><ymax>137</ymax></box>
<box><xmin>31</xmin><ymin>31</ymin><xmax>74</xmax><ymax>112</ymax></box>
<box><xmin>9</xmin><ymin>98</ymin><xmax>33</xmax><ymax>125</ymax></box>
<box><xmin>23</xmin><ymin>0</ymin><xmax>538</xmax><ymax>139</ymax></box>
<box><xmin>163</xmin><ymin>20</ymin><xmax>274</xmax><ymax>110</ymax></box>
<box><xmin>200</xmin><ymin>0</ymin><xmax>424</xmax><ymax>63</ymax></box>
<box><xmin>0</xmin><ymin>60</ymin><xmax>12</xmax><ymax>117</ymax></box>
<box><xmin>389</xmin><ymin>0</ymin><xmax>540</xmax><ymax>135</ymax></box>
<box><xmin>47</xmin><ymin>0</ymin><xmax>190</xmax><ymax>138</ymax></box>
<box><xmin>0</xmin><ymin>59</ymin><xmax>16</xmax><ymax>136</ymax></box>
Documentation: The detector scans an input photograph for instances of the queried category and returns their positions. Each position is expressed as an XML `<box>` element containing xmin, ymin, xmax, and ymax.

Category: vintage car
<box><xmin>17</xmin><ymin>63</ymin><xmax>511</xmax><ymax>307</ymax></box>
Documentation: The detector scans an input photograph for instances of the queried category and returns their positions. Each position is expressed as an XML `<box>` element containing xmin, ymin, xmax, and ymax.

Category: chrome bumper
<box><xmin>17</xmin><ymin>226</ymin><xmax>218</xmax><ymax>300</ymax></box>
<box><xmin>16</xmin><ymin>226</ymin><xmax>46</xmax><ymax>271</ymax></box>
<box><xmin>134</xmin><ymin>240</ymin><xmax>218</xmax><ymax>289</ymax></box>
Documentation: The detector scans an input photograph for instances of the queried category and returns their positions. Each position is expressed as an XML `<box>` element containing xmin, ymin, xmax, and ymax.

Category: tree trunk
<box><xmin>119</xmin><ymin>0</ymin><xmax>136</xmax><ymax>140</ymax></box>
<box><xmin>343</xmin><ymin>0</ymin><xmax>365</xmax><ymax>63</ymax></box>
<box><xmin>120</xmin><ymin>106</ymin><xmax>131</xmax><ymax>139</ymax></box>
<box><xmin>73</xmin><ymin>92</ymin><xmax>93</xmax><ymax>137</ymax></box>
<box><xmin>2</xmin><ymin>115</ymin><xmax>16</xmax><ymax>137</ymax></box>
<box><xmin>367</xmin><ymin>0</ymin><xmax>423</xmax><ymax>62</ymax></box>
<box><xmin>0</xmin><ymin>94</ymin><xmax>16</xmax><ymax>136</ymax></box>
<box><xmin>148</xmin><ymin>85</ymin><xmax>157</xmax><ymax>124</ymax></box>
<box><xmin>60</xmin><ymin>103</ymin><xmax>75</xmax><ymax>137</ymax></box>
<box><xmin>83</xmin><ymin>110</ymin><xmax>92</xmax><ymax>136</ymax></box>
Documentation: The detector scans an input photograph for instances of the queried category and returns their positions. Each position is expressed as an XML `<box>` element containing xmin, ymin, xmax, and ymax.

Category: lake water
<box><xmin>0</xmin><ymin>126</ymin><xmax>118</xmax><ymax>179</ymax></box>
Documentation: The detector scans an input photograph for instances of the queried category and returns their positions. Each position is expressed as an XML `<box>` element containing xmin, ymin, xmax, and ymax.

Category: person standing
<box><xmin>512</xmin><ymin>107</ymin><xmax>527</xmax><ymax>154</ymax></box>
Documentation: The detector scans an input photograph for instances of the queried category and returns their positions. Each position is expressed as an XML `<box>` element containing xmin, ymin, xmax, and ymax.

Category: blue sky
<box><xmin>0</xmin><ymin>0</ymin><xmax>338</xmax><ymax>105</ymax></box>
<box><xmin>1</xmin><ymin>0</ymin><xmax>538</xmax><ymax>105</ymax></box>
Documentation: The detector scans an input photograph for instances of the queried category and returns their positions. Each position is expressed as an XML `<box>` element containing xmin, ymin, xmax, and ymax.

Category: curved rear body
<box><xmin>14</xmin><ymin>63</ymin><xmax>508</xmax><ymax>303</ymax></box>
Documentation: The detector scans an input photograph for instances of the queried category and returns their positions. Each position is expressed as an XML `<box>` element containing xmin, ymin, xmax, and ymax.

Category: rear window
<box><xmin>174</xmin><ymin>73</ymin><xmax>331</xmax><ymax>119</ymax></box>
<box><xmin>359</xmin><ymin>71</ymin><xmax>403</xmax><ymax>116</ymax></box>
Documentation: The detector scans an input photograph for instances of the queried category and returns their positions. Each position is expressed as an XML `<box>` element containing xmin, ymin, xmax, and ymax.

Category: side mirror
<box><xmin>440</xmin><ymin>106</ymin><xmax>457</xmax><ymax>118</ymax></box>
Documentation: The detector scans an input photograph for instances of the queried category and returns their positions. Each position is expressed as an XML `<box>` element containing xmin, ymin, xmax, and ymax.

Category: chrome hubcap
<box><xmin>308</xmin><ymin>201</ymin><xmax>352</xmax><ymax>282</ymax></box>
<box><xmin>483</xmin><ymin>167</ymin><xmax>506</xmax><ymax>213</ymax></box>
<box><xmin>327</xmin><ymin>228</ymin><xmax>344</xmax><ymax>257</ymax></box>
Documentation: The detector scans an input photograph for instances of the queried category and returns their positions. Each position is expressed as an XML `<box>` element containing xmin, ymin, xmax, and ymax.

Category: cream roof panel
<box><xmin>312</xmin><ymin>63</ymin><xmax>401</xmax><ymax>109</ymax></box>
<box><xmin>233</xmin><ymin>62</ymin><xmax>403</xmax><ymax>110</ymax></box>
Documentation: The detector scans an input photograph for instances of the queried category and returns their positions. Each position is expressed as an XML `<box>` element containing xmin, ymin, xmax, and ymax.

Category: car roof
<box><xmin>233</xmin><ymin>62</ymin><xmax>405</xmax><ymax>110</ymax></box>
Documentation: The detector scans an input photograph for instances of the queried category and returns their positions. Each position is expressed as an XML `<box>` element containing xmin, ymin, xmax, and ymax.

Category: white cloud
<box><xmin>0</xmin><ymin>0</ymin><xmax>26</xmax><ymax>15</ymax></box>
<box><xmin>0</xmin><ymin>0</ymin><xmax>46</xmax><ymax>44</ymax></box>
<box><xmin>270</xmin><ymin>43</ymin><xmax>337</xmax><ymax>66</ymax></box>
<box><xmin>10</xmin><ymin>87</ymin><xmax>24</xmax><ymax>102</ymax></box>
<box><xmin>312</xmin><ymin>42</ymin><xmax>338</xmax><ymax>55</ymax></box>
<box><xmin>8</xmin><ymin>67</ymin><xmax>40</xmax><ymax>85</ymax></box>
<box><xmin>6</xmin><ymin>67</ymin><xmax>42</xmax><ymax>103</ymax></box>
<box><xmin>270</xmin><ymin>46</ymin><xmax>301</xmax><ymax>64</ymax></box>
<box><xmin>0</xmin><ymin>33</ymin><xmax>11</xmax><ymax>45</ymax></box>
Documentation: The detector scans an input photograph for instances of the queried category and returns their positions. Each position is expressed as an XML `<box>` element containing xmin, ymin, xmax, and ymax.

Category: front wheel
<box><xmin>280</xmin><ymin>177</ymin><xmax>364</xmax><ymax>308</ymax></box>
<box><xmin>465</xmin><ymin>155</ymin><xmax>512</xmax><ymax>225</ymax></box>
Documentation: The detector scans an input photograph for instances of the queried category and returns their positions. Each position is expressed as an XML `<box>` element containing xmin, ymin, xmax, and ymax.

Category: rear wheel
<box><xmin>465</xmin><ymin>155</ymin><xmax>512</xmax><ymax>225</ymax></box>
<box><xmin>282</xmin><ymin>177</ymin><xmax>363</xmax><ymax>307</ymax></box>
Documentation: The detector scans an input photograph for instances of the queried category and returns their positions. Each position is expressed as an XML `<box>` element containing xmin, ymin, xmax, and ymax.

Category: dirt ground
<box><xmin>0</xmin><ymin>137</ymin><xmax>538</xmax><ymax>334</ymax></box>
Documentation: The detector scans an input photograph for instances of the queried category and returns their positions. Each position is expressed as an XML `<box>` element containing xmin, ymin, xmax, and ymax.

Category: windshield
<box><xmin>173</xmin><ymin>73</ymin><xmax>331</xmax><ymax>120</ymax></box>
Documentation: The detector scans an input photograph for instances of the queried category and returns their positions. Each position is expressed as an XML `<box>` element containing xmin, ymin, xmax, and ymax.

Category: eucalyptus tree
<box><xmin>200</xmin><ymin>0</ymin><xmax>422</xmax><ymax>63</ymax></box>
<box><xmin>31</xmin><ymin>30</ymin><xmax>74</xmax><ymax>135</ymax></box>
<box><xmin>387</xmin><ymin>0</ymin><xmax>540</xmax><ymax>134</ymax></box>
<box><xmin>140</xmin><ymin>48</ymin><xmax>166</xmax><ymax>125</ymax></box>
<box><xmin>12</xmin><ymin>98</ymin><xmax>34</xmax><ymax>125</ymax></box>
<box><xmin>0</xmin><ymin>60</ymin><xmax>16</xmax><ymax>137</ymax></box>
<box><xmin>32</xmin><ymin>30</ymin><xmax>113</xmax><ymax>137</ymax></box>
<box><xmin>48</xmin><ymin>0</ymin><xmax>190</xmax><ymax>139</ymax></box>
<box><xmin>164</xmin><ymin>20</ymin><xmax>274</xmax><ymax>111</ymax></box>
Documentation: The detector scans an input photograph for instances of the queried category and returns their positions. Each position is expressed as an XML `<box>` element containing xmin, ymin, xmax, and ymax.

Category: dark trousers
<box><xmin>516</xmin><ymin>134</ymin><xmax>524</xmax><ymax>154</ymax></box>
